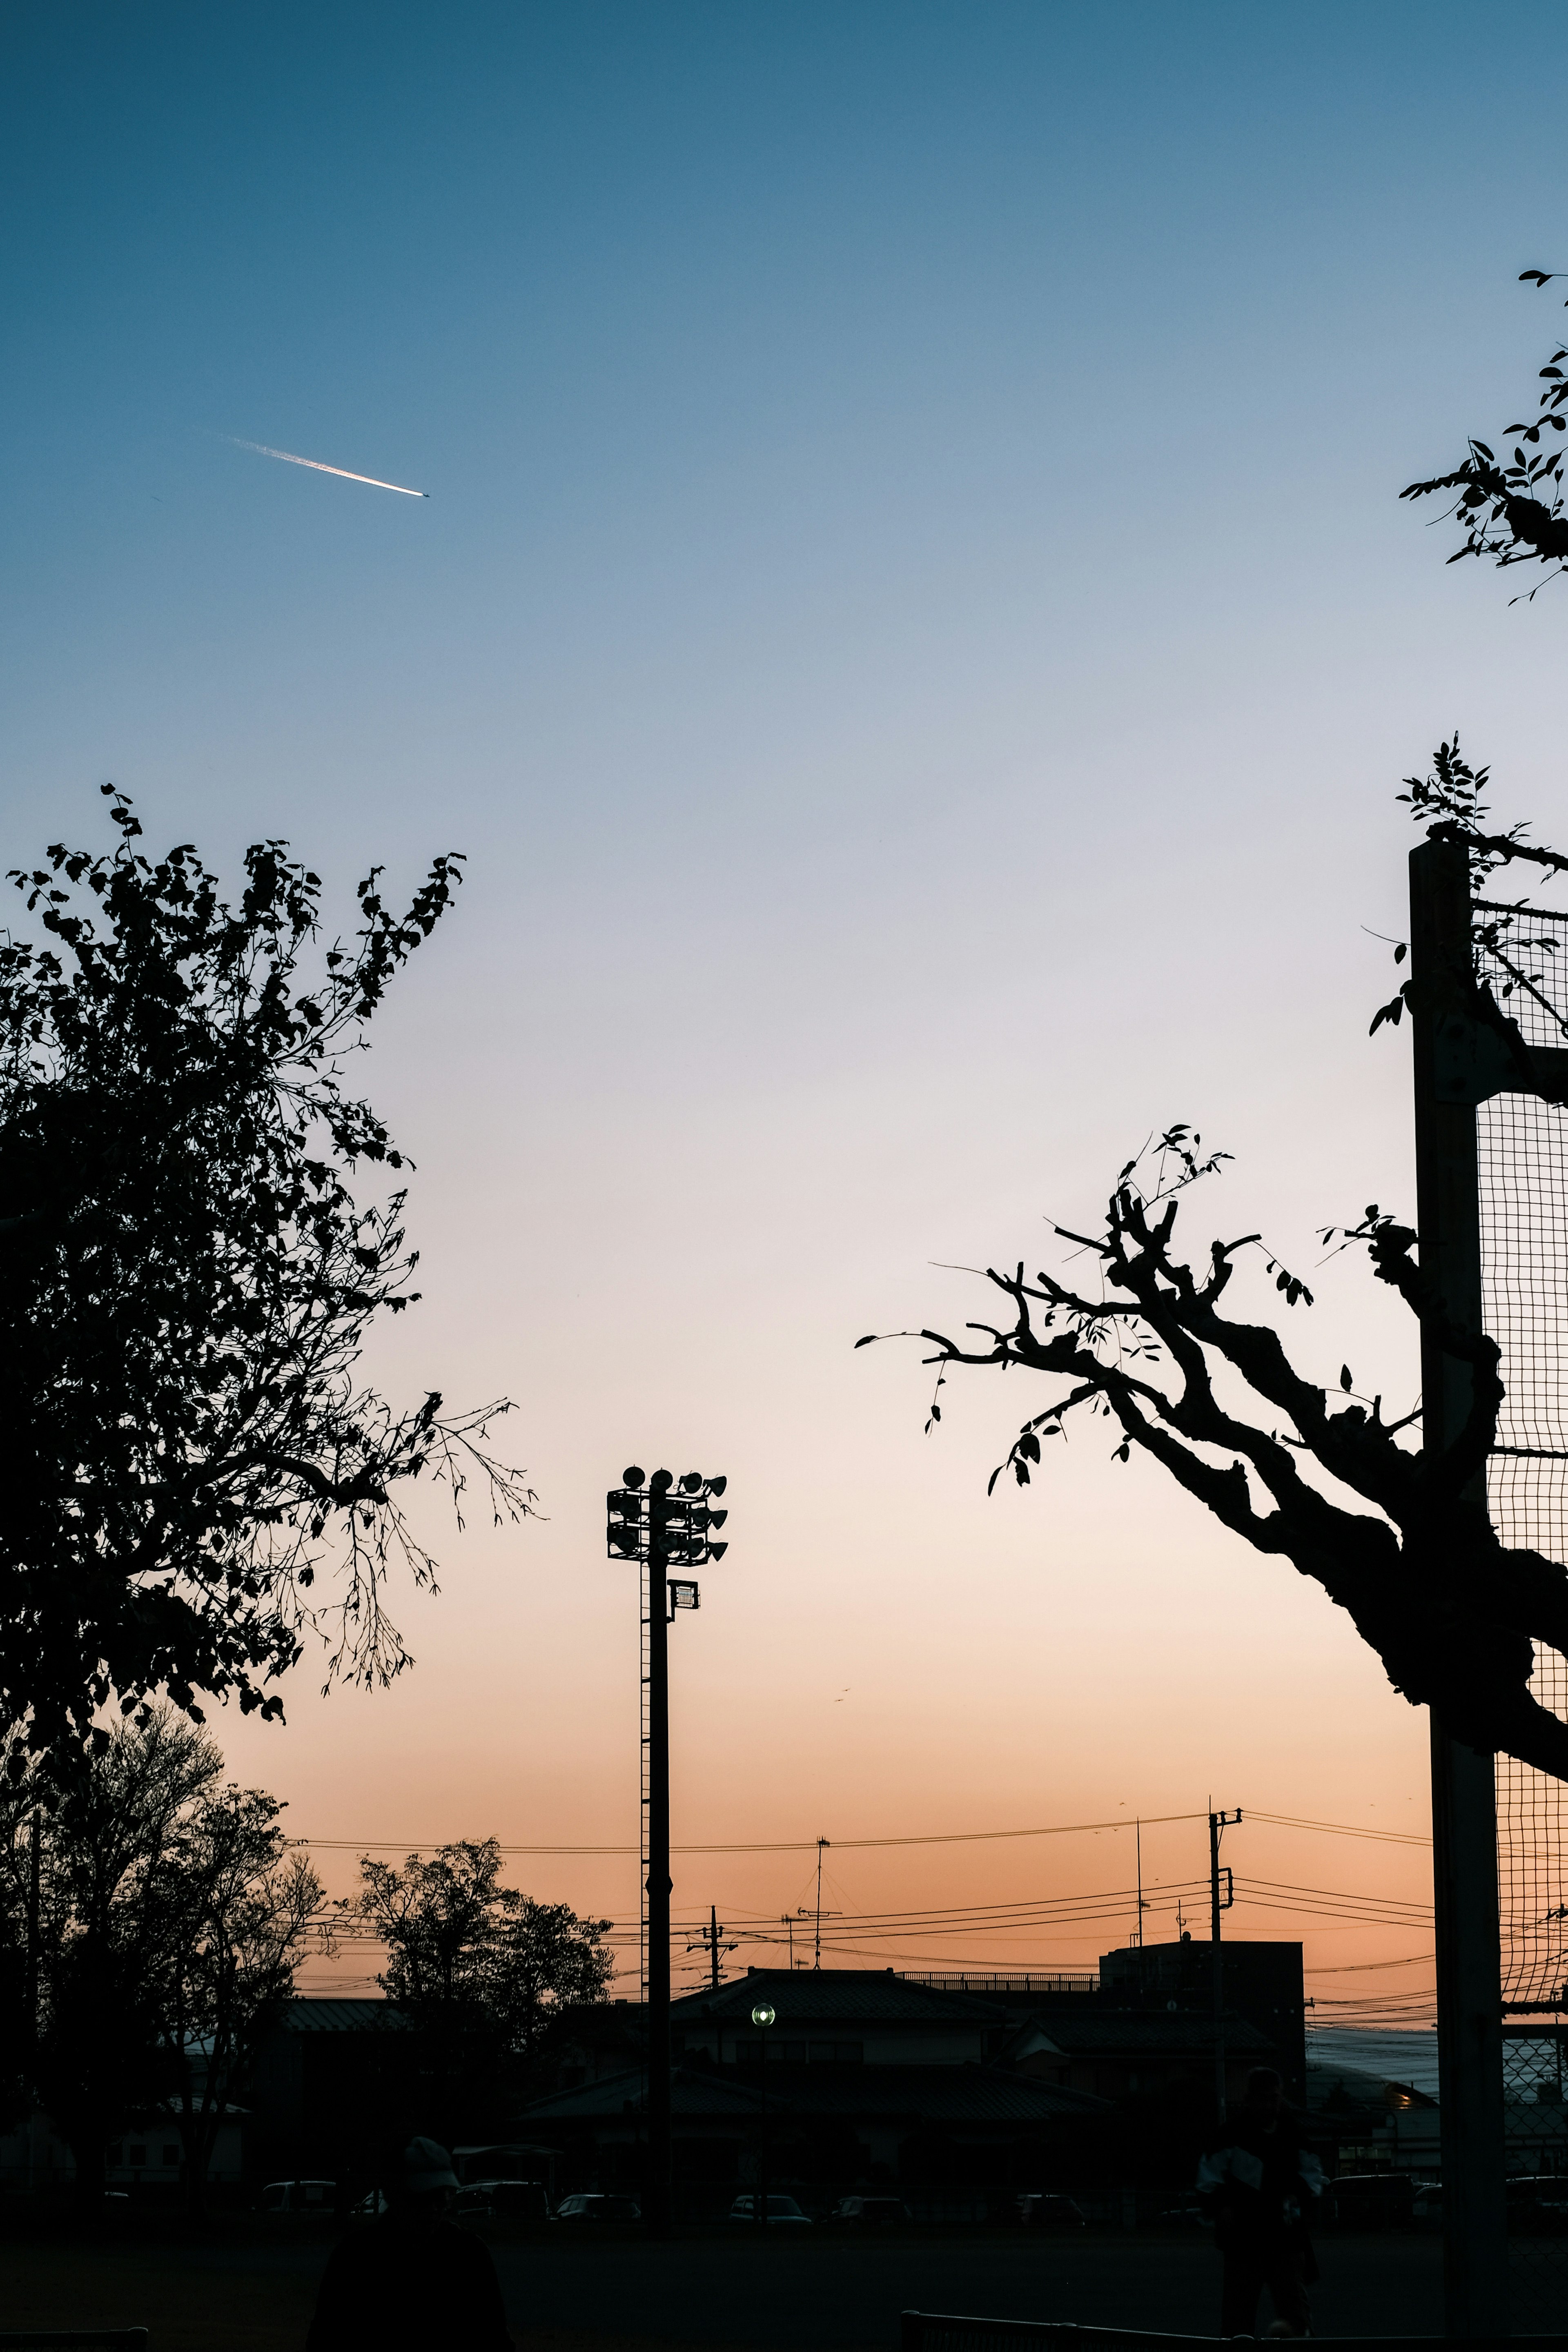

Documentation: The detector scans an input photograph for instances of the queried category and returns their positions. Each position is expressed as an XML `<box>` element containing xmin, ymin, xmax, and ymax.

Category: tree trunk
<box><xmin>69</xmin><ymin>2127</ymin><xmax>106</xmax><ymax>2212</ymax></box>
<box><xmin>180</xmin><ymin>2112</ymin><xmax>205</xmax><ymax>2221</ymax></box>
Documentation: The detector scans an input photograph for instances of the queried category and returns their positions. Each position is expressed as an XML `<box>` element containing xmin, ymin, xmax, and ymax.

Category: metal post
<box><xmin>645</xmin><ymin>1501</ymin><xmax>672</xmax><ymax>2237</ymax></box>
<box><xmin>710</xmin><ymin>1906</ymin><xmax>720</xmax><ymax>1995</ymax></box>
<box><xmin>609</xmin><ymin>1465</ymin><xmax>726</xmax><ymax>2239</ymax></box>
<box><xmin>757</xmin><ymin>2028</ymin><xmax>769</xmax><ymax>2232</ymax></box>
<box><xmin>1410</xmin><ymin>834</ymin><xmax>1508</xmax><ymax>2337</ymax></box>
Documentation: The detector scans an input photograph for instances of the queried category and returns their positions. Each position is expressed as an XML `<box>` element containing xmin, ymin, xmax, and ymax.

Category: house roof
<box><xmin>672</xmin><ymin>1970</ymin><xmax>1009</xmax><ymax>2027</ymax></box>
<box><xmin>513</xmin><ymin>2063</ymin><xmax>1107</xmax><ymax>2128</ymax></box>
<box><xmin>276</xmin><ymin>1999</ymin><xmax>408</xmax><ymax>2034</ymax></box>
<box><xmin>1011</xmin><ymin>2011</ymin><xmax>1273</xmax><ymax>2056</ymax></box>
<box><xmin>1304</xmin><ymin>2060</ymin><xmax>1396</xmax><ymax>2113</ymax></box>
<box><xmin>517</xmin><ymin>2067</ymin><xmax>769</xmax><ymax>2123</ymax></box>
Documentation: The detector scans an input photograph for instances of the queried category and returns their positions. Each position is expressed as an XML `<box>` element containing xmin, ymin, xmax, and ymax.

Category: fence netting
<box><xmin>1476</xmin><ymin>902</ymin><xmax>1568</xmax><ymax>2016</ymax></box>
<box><xmin>1475</xmin><ymin>902</ymin><xmax>1568</xmax><ymax>2328</ymax></box>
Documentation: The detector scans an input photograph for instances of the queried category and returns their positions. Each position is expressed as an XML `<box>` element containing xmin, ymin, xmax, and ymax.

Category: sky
<box><xmin>6</xmin><ymin>0</ymin><xmax>1568</xmax><ymax>2022</ymax></box>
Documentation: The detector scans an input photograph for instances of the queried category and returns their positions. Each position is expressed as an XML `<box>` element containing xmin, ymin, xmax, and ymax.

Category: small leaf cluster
<box><xmin>1401</xmin><ymin>273</ymin><xmax>1568</xmax><ymax>593</ymax></box>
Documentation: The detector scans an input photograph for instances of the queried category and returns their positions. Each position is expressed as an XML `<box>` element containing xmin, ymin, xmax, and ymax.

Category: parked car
<box><xmin>1154</xmin><ymin>2197</ymin><xmax>1209</xmax><ymax>2229</ymax></box>
<box><xmin>1329</xmin><ymin>2174</ymin><xmax>1417</xmax><ymax>2230</ymax></box>
<box><xmin>1506</xmin><ymin>2175</ymin><xmax>1568</xmax><ymax>2234</ymax></box>
<box><xmin>727</xmin><ymin>2194</ymin><xmax>813</xmax><ymax>2228</ymax></box>
<box><xmin>1017</xmin><ymin>2193</ymin><xmax>1087</xmax><ymax>2230</ymax></box>
<box><xmin>828</xmin><ymin>2196</ymin><xmax>911</xmax><ymax>2230</ymax></box>
<box><xmin>351</xmin><ymin>2189</ymin><xmax>390</xmax><ymax>2218</ymax></box>
<box><xmin>454</xmin><ymin>2180</ymin><xmax>551</xmax><ymax>2224</ymax></box>
<box><xmin>261</xmin><ymin>2178</ymin><xmax>338</xmax><ymax>2214</ymax></box>
<box><xmin>552</xmin><ymin>2193</ymin><xmax>641</xmax><ymax>2224</ymax></box>
<box><xmin>1411</xmin><ymin>2182</ymin><xmax>1442</xmax><ymax>2230</ymax></box>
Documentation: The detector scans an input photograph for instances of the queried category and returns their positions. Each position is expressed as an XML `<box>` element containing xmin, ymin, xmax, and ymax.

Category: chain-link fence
<box><xmin>1475</xmin><ymin>901</ymin><xmax>1568</xmax><ymax>2325</ymax></box>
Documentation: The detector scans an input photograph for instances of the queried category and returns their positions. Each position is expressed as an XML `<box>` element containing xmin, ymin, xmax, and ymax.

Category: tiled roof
<box><xmin>514</xmin><ymin>2067</ymin><xmax>766</xmax><ymax>2123</ymax></box>
<box><xmin>754</xmin><ymin>2065</ymin><xmax>1107</xmax><ymax>2123</ymax></box>
<box><xmin>672</xmin><ymin>1970</ymin><xmax>1008</xmax><ymax>2027</ymax></box>
<box><xmin>513</xmin><ymin>2063</ymin><xmax>1107</xmax><ymax>2127</ymax></box>
<box><xmin>277</xmin><ymin>1999</ymin><xmax>408</xmax><ymax>2034</ymax></box>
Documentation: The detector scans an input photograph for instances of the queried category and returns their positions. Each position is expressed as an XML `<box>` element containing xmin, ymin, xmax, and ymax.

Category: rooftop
<box><xmin>275</xmin><ymin>1999</ymin><xmax>407</xmax><ymax>2034</ymax></box>
<box><xmin>516</xmin><ymin>2062</ymin><xmax>1107</xmax><ymax>2127</ymax></box>
<box><xmin>672</xmin><ymin>1969</ymin><xmax>1009</xmax><ymax>2027</ymax></box>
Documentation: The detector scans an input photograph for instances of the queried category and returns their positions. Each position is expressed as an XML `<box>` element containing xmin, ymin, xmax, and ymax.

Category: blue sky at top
<box><xmin>3</xmin><ymin>2</ymin><xmax>1566</xmax><ymax>1978</ymax></box>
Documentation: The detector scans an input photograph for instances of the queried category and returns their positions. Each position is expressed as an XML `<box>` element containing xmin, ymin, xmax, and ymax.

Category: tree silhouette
<box><xmin>8</xmin><ymin>1707</ymin><xmax>321</xmax><ymax>2210</ymax></box>
<box><xmin>865</xmin><ymin>755</ymin><xmax>1568</xmax><ymax>1783</ymax></box>
<box><xmin>354</xmin><ymin>1839</ymin><xmax>614</xmax><ymax>2037</ymax></box>
<box><xmin>148</xmin><ymin>1778</ymin><xmax>322</xmax><ymax>2215</ymax></box>
<box><xmin>1402</xmin><ymin>270</ymin><xmax>1568</xmax><ymax>586</ymax></box>
<box><xmin>0</xmin><ymin>789</ymin><xmax>535</xmax><ymax>1763</ymax></box>
<box><xmin>350</xmin><ymin>1840</ymin><xmax>613</xmax><ymax>2136</ymax></box>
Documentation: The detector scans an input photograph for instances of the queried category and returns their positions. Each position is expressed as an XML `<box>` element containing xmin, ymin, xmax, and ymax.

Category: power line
<box><xmin>291</xmin><ymin>1805</ymin><xmax>1432</xmax><ymax>1860</ymax></box>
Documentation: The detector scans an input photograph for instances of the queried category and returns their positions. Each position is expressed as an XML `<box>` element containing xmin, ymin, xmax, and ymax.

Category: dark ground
<box><xmin>3</xmin><ymin>2223</ymin><xmax>1459</xmax><ymax>2348</ymax></box>
<box><xmin>488</xmin><ymin>2227</ymin><xmax>1449</xmax><ymax>2343</ymax></box>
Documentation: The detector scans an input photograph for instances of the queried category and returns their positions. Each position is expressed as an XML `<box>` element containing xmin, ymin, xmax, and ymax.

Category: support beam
<box><xmin>1410</xmin><ymin>835</ymin><xmax>1508</xmax><ymax>2337</ymax></box>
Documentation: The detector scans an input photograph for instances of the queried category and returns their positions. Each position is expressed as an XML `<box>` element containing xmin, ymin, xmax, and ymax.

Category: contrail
<box><xmin>228</xmin><ymin>436</ymin><xmax>428</xmax><ymax>497</ymax></box>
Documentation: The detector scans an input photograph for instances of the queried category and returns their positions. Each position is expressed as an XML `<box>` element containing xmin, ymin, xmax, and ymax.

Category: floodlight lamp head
<box><xmin>751</xmin><ymin>2002</ymin><xmax>776</xmax><ymax>2029</ymax></box>
<box><xmin>650</xmin><ymin>1469</ymin><xmax>674</xmax><ymax>1492</ymax></box>
<box><xmin>708</xmin><ymin>1540</ymin><xmax>728</xmax><ymax>1560</ymax></box>
<box><xmin>622</xmin><ymin>1466</ymin><xmax>646</xmax><ymax>1489</ymax></box>
<box><xmin>706</xmin><ymin>1509</ymin><xmax>728</xmax><ymax>1529</ymax></box>
<box><xmin>679</xmin><ymin>1471</ymin><xmax>702</xmax><ymax>1493</ymax></box>
<box><xmin>706</xmin><ymin>1476</ymin><xmax>727</xmax><ymax>1498</ymax></box>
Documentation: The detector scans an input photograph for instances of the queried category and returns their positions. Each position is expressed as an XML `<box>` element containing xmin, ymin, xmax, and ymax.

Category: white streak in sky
<box><xmin>228</xmin><ymin>437</ymin><xmax>428</xmax><ymax>497</ymax></box>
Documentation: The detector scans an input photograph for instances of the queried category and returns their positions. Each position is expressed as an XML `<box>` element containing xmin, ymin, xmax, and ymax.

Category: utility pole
<box><xmin>686</xmin><ymin>1905</ymin><xmax>737</xmax><ymax>1992</ymax></box>
<box><xmin>1136</xmin><ymin>1817</ymin><xmax>1146</xmax><ymax>1951</ymax></box>
<box><xmin>1208</xmin><ymin>1807</ymin><xmax>1240</xmax><ymax>2122</ymax></box>
<box><xmin>607</xmin><ymin>1465</ymin><xmax>728</xmax><ymax>2238</ymax></box>
<box><xmin>1410</xmin><ymin>836</ymin><xmax>1508</xmax><ymax>2337</ymax></box>
<box><xmin>813</xmin><ymin>1838</ymin><xmax>829</xmax><ymax>1969</ymax></box>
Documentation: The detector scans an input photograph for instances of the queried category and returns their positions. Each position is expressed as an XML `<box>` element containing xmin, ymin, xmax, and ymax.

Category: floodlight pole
<box><xmin>646</xmin><ymin>1487</ymin><xmax>672</xmax><ymax>2238</ymax></box>
<box><xmin>1410</xmin><ymin>835</ymin><xmax>1507</xmax><ymax>2338</ymax></box>
<box><xmin>607</xmin><ymin>1466</ymin><xmax>729</xmax><ymax>2241</ymax></box>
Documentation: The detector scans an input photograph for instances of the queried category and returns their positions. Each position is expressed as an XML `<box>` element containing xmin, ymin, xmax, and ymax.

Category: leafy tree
<box><xmin>23</xmin><ymin>1708</ymin><xmax>218</xmax><ymax>2204</ymax></box>
<box><xmin>0</xmin><ymin>1758</ymin><xmax>41</xmax><ymax>2134</ymax></box>
<box><xmin>0</xmin><ymin>788</ymin><xmax>536</xmax><ymax>1762</ymax></box>
<box><xmin>1402</xmin><ymin>270</ymin><xmax>1568</xmax><ymax>586</ymax></box>
<box><xmin>146</xmin><ymin>1782</ymin><xmax>323</xmax><ymax>2215</ymax></box>
<box><xmin>865</xmin><ymin>755</ymin><xmax>1568</xmax><ymax>1782</ymax></box>
<box><xmin>351</xmin><ymin>1840</ymin><xmax>614</xmax><ymax>2133</ymax></box>
<box><xmin>10</xmin><ymin>1706</ymin><xmax>322</xmax><ymax>2209</ymax></box>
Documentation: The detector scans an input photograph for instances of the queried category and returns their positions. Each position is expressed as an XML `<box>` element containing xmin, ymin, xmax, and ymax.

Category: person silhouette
<box><xmin>1196</xmin><ymin>2067</ymin><xmax>1325</xmax><ymax>2340</ymax></box>
<box><xmin>306</xmin><ymin>2137</ymin><xmax>512</xmax><ymax>2351</ymax></box>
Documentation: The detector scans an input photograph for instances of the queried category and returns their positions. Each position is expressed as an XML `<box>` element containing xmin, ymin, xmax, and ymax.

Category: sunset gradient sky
<box><xmin>6</xmin><ymin>1</ymin><xmax>1568</xmax><ymax>2024</ymax></box>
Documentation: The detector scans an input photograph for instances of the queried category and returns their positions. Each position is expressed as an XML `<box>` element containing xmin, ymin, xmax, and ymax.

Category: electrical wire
<box><xmin>292</xmin><ymin>1805</ymin><xmax>1432</xmax><ymax>1859</ymax></box>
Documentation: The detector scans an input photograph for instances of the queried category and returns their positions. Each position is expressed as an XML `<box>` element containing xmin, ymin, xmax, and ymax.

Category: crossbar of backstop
<box><xmin>900</xmin><ymin>2318</ymin><xmax>1568</xmax><ymax>2352</ymax></box>
<box><xmin>0</xmin><ymin>2335</ymin><xmax>150</xmax><ymax>2350</ymax></box>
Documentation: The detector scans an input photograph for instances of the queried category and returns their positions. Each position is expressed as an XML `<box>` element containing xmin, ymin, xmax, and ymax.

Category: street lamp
<box><xmin>606</xmin><ymin>1464</ymin><xmax>729</xmax><ymax>2236</ymax></box>
<box><xmin>751</xmin><ymin>2002</ymin><xmax>775</xmax><ymax>2234</ymax></box>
